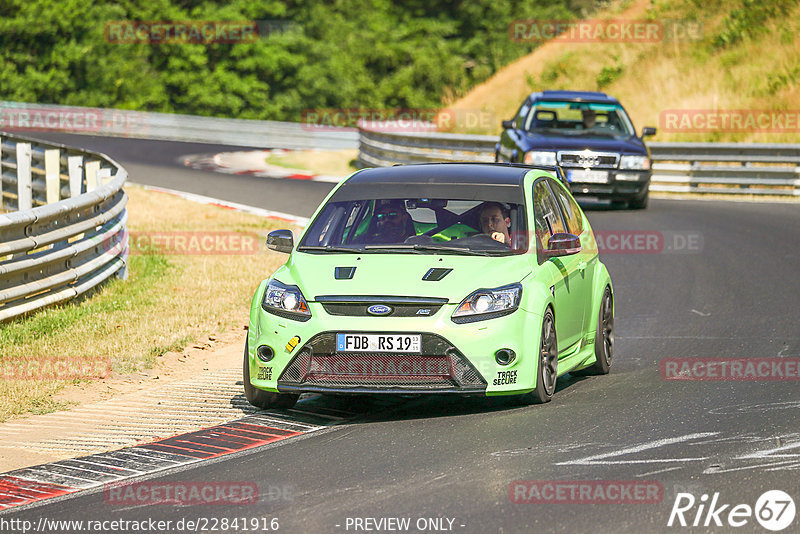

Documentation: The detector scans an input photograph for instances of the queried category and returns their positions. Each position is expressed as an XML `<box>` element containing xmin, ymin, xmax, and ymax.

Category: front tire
<box><xmin>243</xmin><ymin>339</ymin><xmax>299</xmax><ymax>409</ymax></box>
<box><xmin>518</xmin><ymin>309</ymin><xmax>558</xmax><ymax>404</ymax></box>
<box><xmin>629</xmin><ymin>191</ymin><xmax>648</xmax><ymax>210</ymax></box>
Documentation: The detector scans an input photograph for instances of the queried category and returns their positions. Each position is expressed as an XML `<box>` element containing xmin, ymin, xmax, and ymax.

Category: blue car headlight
<box><xmin>524</xmin><ymin>151</ymin><xmax>557</xmax><ymax>166</ymax></box>
<box><xmin>452</xmin><ymin>283</ymin><xmax>522</xmax><ymax>323</ymax></box>
<box><xmin>262</xmin><ymin>279</ymin><xmax>311</xmax><ymax>321</ymax></box>
<box><xmin>619</xmin><ymin>155</ymin><xmax>650</xmax><ymax>170</ymax></box>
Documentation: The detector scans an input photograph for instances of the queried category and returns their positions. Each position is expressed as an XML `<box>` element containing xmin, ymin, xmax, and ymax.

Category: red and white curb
<box><xmin>137</xmin><ymin>184</ymin><xmax>310</xmax><ymax>227</ymax></box>
<box><xmin>0</xmin><ymin>407</ymin><xmax>352</xmax><ymax>511</ymax></box>
<box><xmin>183</xmin><ymin>150</ymin><xmax>343</xmax><ymax>184</ymax></box>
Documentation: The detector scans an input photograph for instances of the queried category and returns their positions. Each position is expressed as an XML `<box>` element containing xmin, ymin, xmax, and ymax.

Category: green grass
<box><xmin>0</xmin><ymin>255</ymin><xmax>170</xmax><ymax>351</ymax></box>
<box><xmin>0</xmin><ymin>254</ymin><xmax>177</xmax><ymax>421</ymax></box>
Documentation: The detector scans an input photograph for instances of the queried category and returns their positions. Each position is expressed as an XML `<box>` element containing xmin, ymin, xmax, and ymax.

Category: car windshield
<box><xmin>523</xmin><ymin>100</ymin><xmax>635</xmax><ymax>137</ymax></box>
<box><xmin>298</xmin><ymin>198</ymin><xmax>528</xmax><ymax>255</ymax></box>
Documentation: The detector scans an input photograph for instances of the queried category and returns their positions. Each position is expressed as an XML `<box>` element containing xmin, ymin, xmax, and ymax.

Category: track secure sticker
<box><xmin>257</xmin><ymin>367</ymin><xmax>272</xmax><ymax>380</ymax></box>
<box><xmin>494</xmin><ymin>370</ymin><xmax>518</xmax><ymax>386</ymax></box>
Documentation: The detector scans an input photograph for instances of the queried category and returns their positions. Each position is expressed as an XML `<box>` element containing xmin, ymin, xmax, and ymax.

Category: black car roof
<box><xmin>331</xmin><ymin>163</ymin><xmax>554</xmax><ymax>204</ymax></box>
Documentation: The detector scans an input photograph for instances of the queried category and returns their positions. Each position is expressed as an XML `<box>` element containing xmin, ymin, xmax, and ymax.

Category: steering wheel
<box><xmin>465</xmin><ymin>232</ymin><xmax>510</xmax><ymax>249</ymax></box>
<box><xmin>404</xmin><ymin>234</ymin><xmax>435</xmax><ymax>244</ymax></box>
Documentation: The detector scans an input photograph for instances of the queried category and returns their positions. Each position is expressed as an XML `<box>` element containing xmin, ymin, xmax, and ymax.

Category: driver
<box><xmin>479</xmin><ymin>202</ymin><xmax>511</xmax><ymax>246</ymax></box>
<box><xmin>370</xmin><ymin>200</ymin><xmax>414</xmax><ymax>244</ymax></box>
<box><xmin>581</xmin><ymin>108</ymin><xmax>597</xmax><ymax>130</ymax></box>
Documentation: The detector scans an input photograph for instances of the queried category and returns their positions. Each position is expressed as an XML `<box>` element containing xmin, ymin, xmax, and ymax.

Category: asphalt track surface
<box><xmin>3</xmin><ymin>134</ymin><xmax>800</xmax><ymax>533</ymax></box>
<box><xmin>19</xmin><ymin>132</ymin><xmax>335</xmax><ymax>217</ymax></box>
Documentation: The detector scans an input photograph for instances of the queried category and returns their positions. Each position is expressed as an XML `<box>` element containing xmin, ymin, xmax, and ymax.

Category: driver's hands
<box><xmin>491</xmin><ymin>232</ymin><xmax>510</xmax><ymax>246</ymax></box>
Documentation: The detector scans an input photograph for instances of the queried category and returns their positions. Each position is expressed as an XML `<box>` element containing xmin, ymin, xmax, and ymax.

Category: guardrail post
<box><xmin>98</xmin><ymin>167</ymin><xmax>112</xmax><ymax>185</ymax></box>
<box><xmin>67</xmin><ymin>155</ymin><xmax>84</xmax><ymax>197</ymax></box>
<box><xmin>118</xmin><ymin>226</ymin><xmax>129</xmax><ymax>280</ymax></box>
<box><xmin>1</xmin><ymin>133</ymin><xmax>128</xmax><ymax>322</ymax></box>
<box><xmin>45</xmin><ymin>149</ymin><xmax>60</xmax><ymax>204</ymax></box>
<box><xmin>85</xmin><ymin>160</ymin><xmax>100</xmax><ymax>191</ymax></box>
<box><xmin>16</xmin><ymin>143</ymin><xmax>32</xmax><ymax>210</ymax></box>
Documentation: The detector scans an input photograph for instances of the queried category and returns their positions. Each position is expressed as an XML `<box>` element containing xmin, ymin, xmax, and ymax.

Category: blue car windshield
<box><xmin>298</xmin><ymin>198</ymin><xmax>528</xmax><ymax>255</ymax></box>
<box><xmin>523</xmin><ymin>101</ymin><xmax>635</xmax><ymax>137</ymax></box>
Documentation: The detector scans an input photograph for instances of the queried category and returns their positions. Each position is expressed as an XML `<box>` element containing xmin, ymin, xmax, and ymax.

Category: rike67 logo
<box><xmin>668</xmin><ymin>490</ymin><xmax>795</xmax><ymax>531</ymax></box>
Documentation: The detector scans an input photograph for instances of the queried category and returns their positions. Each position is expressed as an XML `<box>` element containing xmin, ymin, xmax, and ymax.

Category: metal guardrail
<box><xmin>0</xmin><ymin>132</ymin><xmax>128</xmax><ymax>322</ymax></box>
<box><xmin>0</xmin><ymin>101</ymin><xmax>359</xmax><ymax>150</ymax></box>
<box><xmin>358</xmin><ymin>127</ymin><xmax>800</xmax><ymax>196</ymax></box>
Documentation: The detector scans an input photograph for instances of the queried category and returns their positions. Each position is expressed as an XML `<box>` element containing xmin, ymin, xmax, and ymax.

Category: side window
<box><xmin>341</xmin><ymin>201</ymin><xmax>369</xmax><ymax>242</ymax></box>
<box><xmin>533</xmin><ymin>181</ymin><xmax>566</xmax><ymax>252</ymax></box>
<box><xmin>516</xmin><ymin>99</ymin><xmax>531</xmax><ymax>129</ymax></box>
<box><xmin>549</xmin><ymin>181</ymin><xmax>584</xmax><ymax>236</ymax></box>
<box><xmin>305</xmin><ymin>204</ymin><xmax>345</xmax><ymax>246</ymax></box>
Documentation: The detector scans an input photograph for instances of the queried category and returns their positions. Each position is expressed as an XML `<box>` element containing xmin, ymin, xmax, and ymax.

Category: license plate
<box><xmin>336</xmin><ymin>334</ymin><xmax>421</xmax><ymax>353</ymax></box>
<box><xmin>567</xmin><ymin>169</ymin><xmax>609</xmax><ymax>183</ymax></box>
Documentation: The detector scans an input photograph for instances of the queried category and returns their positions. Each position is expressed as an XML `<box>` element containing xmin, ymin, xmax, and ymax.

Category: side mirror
<box><xmin>266</xmin><ymin>229</ymin><xmax>294</xmax><ymax>254</ymax></box>
<box><xmin>642</xmin><ymin>126</ymin><xmax>657</xmax><ymax>137</ymax></box>
<box><xmin>501</xmin><ymin>119</ymin><xmax>515</xmax><ymax>130</ymax></box>
<box><xmin>544</xmin><ymin>233</ymin><xmax>581</xmax><ymax>257</ymax></box>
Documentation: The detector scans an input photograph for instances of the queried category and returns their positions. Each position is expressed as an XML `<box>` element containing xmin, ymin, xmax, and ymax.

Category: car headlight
<box><xmin>262</xmin><ymin>279</ymin><xmax>311</xmax><ymax>321</ymax></box>
<box><xmin>452</xmin><ymin>283</ymin><xmax>522</xmax><ymax>323</ymax></box>
<box><xmin>619</xmin><ymin>155</ymin><xmax>650</xmax><ymax>170</ymax></box>
<box><xmin>524</xmin><ymin>151</ymin><xmax>556</xmax><ymax>166</ymax></box>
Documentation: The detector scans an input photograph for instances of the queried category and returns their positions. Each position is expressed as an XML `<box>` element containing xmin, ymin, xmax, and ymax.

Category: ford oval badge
<box><xmin>367</xmin><ymin>304</ymin><xmax>392</xmax><ymax>316</ymax></box>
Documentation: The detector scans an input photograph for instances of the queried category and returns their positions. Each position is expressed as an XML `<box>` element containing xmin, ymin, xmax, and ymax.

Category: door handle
<box><xmin>578</xmin><ymin>261</ymin><xmax>587</xmax><ymax>272</ymax></box>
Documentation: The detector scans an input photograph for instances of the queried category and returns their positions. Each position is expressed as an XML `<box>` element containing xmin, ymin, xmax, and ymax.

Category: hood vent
<box><xmin>422</xmin><ymin>268</ymin><xmax>452</xmax><ymax>281</ymax></box>
<box><xmin>334</xmin><ymin>267</ymin><xmax>356</xmax><ymax>280</ymax></box>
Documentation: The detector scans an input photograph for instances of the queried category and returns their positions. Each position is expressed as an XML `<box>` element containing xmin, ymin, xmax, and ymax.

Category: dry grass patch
<box><xmin>0</xmin><ymin>185</ymin><xmax>292</xmax><ymax>422</ymax></box>
<box><xmin>447</xmin><ymin>0</ymin><xmax>800</xmax><ymax>143</ymax></box>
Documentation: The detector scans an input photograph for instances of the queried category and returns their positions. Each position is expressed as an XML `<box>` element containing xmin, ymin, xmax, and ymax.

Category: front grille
<box><xmin>278</xmin><ymin>332</ymin><xmax>486</xmax><ymax>392</ymax></box>
<box><xmin>320</xmin><ymin>303</ymin><xmax>445</xmax><ymax>317</ymax></box>
<box><xmin>317</xmin><ymin>295</ymin><xmax>448</xmax><ymax>318</ymax></box>
<box><xmin>558</xmin><ymin>151</ymin><xmax>619</xmax><ymax>169</ymax></box>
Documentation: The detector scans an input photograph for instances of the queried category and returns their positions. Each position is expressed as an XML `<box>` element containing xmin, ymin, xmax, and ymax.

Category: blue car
<box><xmin>496</xmin><ymin>90</ymin><xmax>656</xmax><ymax>209</ymax></box>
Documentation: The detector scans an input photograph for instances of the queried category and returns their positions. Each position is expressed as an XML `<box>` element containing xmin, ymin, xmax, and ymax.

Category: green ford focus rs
<box><xmin>245</xmin><ymin>163</ymin><xmax>614</xmax><ymax>409</ymax></box>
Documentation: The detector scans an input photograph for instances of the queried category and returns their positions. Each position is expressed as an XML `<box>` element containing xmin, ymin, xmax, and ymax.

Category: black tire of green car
<box><xmin>518</xmin><ymin>308</ymin><xmax>558</xmax><ymax>404</ymax></box>
<box><xmin>572</xmin><ymin>286</ymin><xmax>614</xmax><ymax>376</ymax></box>
<box><xmin>243</xmin><ymin>339</ymin><xmax>299</xmax><ymax>409</ymax></box>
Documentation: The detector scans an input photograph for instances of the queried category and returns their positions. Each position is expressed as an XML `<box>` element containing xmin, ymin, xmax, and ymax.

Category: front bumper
<box><xmin>248</xmin><ymin>300</ymin><xmax>542</xmax><ymax>397</ymax></box>
<box><xmin>567</xmin><ymin>170</ymin><xmax>650</xmax><ymax>200</ymax></box>
<box><xmin>277</xmin><ymin>332</ymin><xmax>487</xmax><ymax>394</ymax></box>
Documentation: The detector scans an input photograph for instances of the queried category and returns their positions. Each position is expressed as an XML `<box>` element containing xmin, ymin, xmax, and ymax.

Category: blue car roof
<box><xmin>531</xmin><ymin>90</ymin><xmax>620</xmax><ymax>104</ymax></box>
